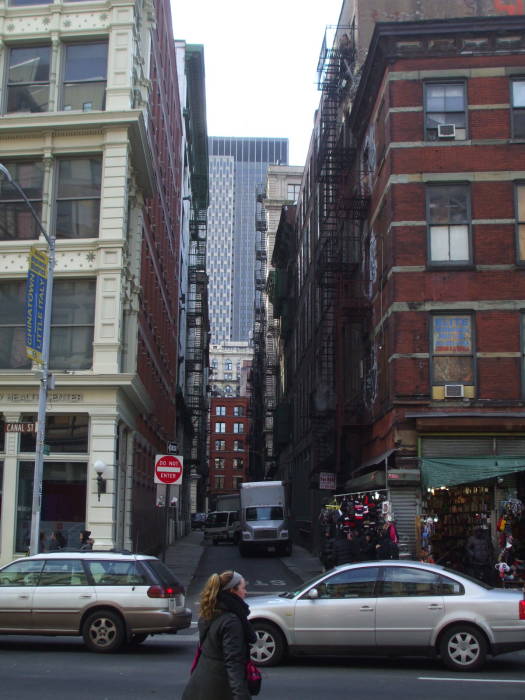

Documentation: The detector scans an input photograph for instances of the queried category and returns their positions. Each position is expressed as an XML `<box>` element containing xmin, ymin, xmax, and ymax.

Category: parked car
<box><xmin>0</xmin><ymin>551</ymin><xmax>191</xmax><ymax>652</ymax></box>
<box><xmin>203</xmin><ymin>510</ymin><xmax>240</xmax><ymax>545</ymax></box>
<box><xmin>248</xmin><ymin>560</ymin><xmax>525</xmax><ymax>671</ymax></box>
<box><xmin>191</xmin><ymin>512</ymin><xmax>207</xmax><ymax>530</ymax></box>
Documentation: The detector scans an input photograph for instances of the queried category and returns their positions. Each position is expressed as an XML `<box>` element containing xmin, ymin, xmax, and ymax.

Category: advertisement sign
<box><xmin>319</xmin><ymin>471</ymin><xmax>336</xmax><ymax>490</ymax></box>
<box><xmin>25</xmin><ymin>247</ymin><xmax>48</xmax><ymax>363</ymax></box>
<box><xmin>154</xmin><ymin>454</ymin><xmax>184</xmax><ymax>484</ymax></box>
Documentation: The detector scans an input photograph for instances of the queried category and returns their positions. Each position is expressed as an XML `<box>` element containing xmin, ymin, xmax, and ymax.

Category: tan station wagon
<box><xmin>0</xmin><ymin>551</ymin><xmax>191</xmax><ymax>652</ymax></box>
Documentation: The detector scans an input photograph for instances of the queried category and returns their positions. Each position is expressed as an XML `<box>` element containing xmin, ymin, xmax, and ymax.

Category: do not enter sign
<box><xmin>154</xmin><ymin>454</ymin><xmax>183</xmax><ymax>484</ymax></box>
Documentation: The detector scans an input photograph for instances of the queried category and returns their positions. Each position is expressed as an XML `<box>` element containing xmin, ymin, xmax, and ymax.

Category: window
<box><xmin>424</xmin><ymin>82</ymin><xmax>467</xmax><ymax>140</ymax></box>
<box><xmin>233</xmin><ymin>423</ymin><xmax>244</xmax><ymax>434</ymax></box>
<box><xmin>0</xmin><ymin>281</ymin><xmax>32</xmax><ymax>369</ymax></box>
<box><xmin>85</xmin><ymin>560</ymin><xmax>148</xmax><ymax>586</ymax></box>
<box><xmin>224</xmin><ymin>359</ymin><xmax>233</xmax><ymax>370</ymax></box>
<box><xmin>246</xmin><ymin>506</ymin><xmax>284</xmax><ymax>521</ymax></box>
<box><xmin>233</xmin><ymin>406</ymin><xmax>244</xmax><ymax>417</ymax></box>
<box><xmin>511</xmin><ymin>79</ymin><xmax>525</xmax><ymax>138</ymax></box>
<box><xmin>215</xmin><ymin>422</ymin><xmax>226</xmax><ymax>433</ymax></box>
<box><xmin>38</xmin><ymin>559</ymin><xmax>88</xmax><ymax>587</ymax></box>
<box><xmin>211</xmin><ymin>359</ymin><xmax>218</xmax><ymax>369</ymax></box>
<box><xmin>62</xmin><ymin>43</ymin><xmax>108</xmax><ymax>112</ymax></box>
<box><xmin>310</xmin><ymin>567</ymin><xmax>379</xmax><ymax>599</ymax></box>
<box><xmin>287</xmin><ymin>183</ymin><xmax>301</xmax><ymax>202</ymax></box>
<box><xmin>215</xmin><ymin>475</ymin><xmax>224</xmax><ymax>489</ymax></box>
<box><xmin>380</xmin><ymin>567</ymin><xmax>461</xmax><ymax>597</ymax></box>
<box><xmin>6</xmin><ymin>45</ymin><xmax>50</xmax><ymax>113</ymax></box>
<box><xmin>20</xmin><ymin>413</ymin><xmax>89</xmax><ymax>453</ymax></box>
<box><xmin>427</xmin><ymin>184</ymin><xmax>470</xmax><ymax>264</ymax></box>
<box><xmin>0</xmin><ymin>160</ymin><xmax>44</xmax><ymax>240</ymax></box>
<box><xmin>232</xmin><ymin>458</ymin><xmax>244</xmax><ymax>470</ymax></box>
<box><xmin>225</xmin><ymin>385</ymin><xmax>233</xmax><ymax>396</ymax></box>
<box><xmin>214</xmin><ymin>458</ymin><xmax>225</xmax><ymax>470</ymax></box>
<box><xmin>215</xmin><ymin>405</ymin><xmax>226</xmax><ymax>416</ymax></box>
<box><xmin>55</xmin><ymin>158</ymin><xmax>102</xmax><ymax>238</ymax></box>
<box><xmin>50</xmin><ymin>279</ymin><xmax>96</xmax><ymax>369</ymax></box>
<box><xmin>516</xmin><ymin>184</ymin><xmax>525</xmax><ymax>260</ymax></box>
<box><xmin>215</xmin><ymin>440</ymin><xmax>226</xmax><ymax>451</ymax></box>
<box><xmin>233</xmin><ymin>477</ymin><xmax>243</xmax><ymax>489</ymax></box>
<box><xmin>432</xmin><ymin>314</ymin><xmax>474</xmax><ymax>386</ymax></box>
<box><xmin>233</xmin><ymin>440</ymin><xmax>244</xmax><ymax>451</ymax></box>
<box><xmin>225</xmin><ymin>372</ymin><xmax>232</xmax><ymax>380</ymax></box>
<box><xmin>0</xmin><ymin>559</ymin><xmax>43</xmax><ymax>586</ymax></box>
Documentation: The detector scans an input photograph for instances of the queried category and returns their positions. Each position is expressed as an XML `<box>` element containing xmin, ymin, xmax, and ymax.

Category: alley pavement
<box><xmin>164</xmin><ymin>529</ymin><xmax>323</xmax><ymax>593</ymax></box>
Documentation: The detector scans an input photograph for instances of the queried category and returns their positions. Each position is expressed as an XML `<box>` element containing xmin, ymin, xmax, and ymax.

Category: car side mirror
<box><xmin>307</xmin><ymin>588</ymin><xmax>319</xmax><ymax>600</ymax></box>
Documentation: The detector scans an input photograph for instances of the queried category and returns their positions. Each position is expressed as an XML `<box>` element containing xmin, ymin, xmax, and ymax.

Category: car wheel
<box><xmin>250</xmin><ymin>622</ymin><xmax>286</xmax><ymax>667</ymax></box>
<box><xmin>127</xmin><ymin>633</ymin><xmax>149</xmax><ymax>646</ymax></box>
<box><xmin>82</xmin><ymin>609</ymin><xmax>125</xmax><ymax>653</ymax></box>
<box><xmin>439</xmin><ymin>624</ymin><xmax>487</xmax><ymax>671</ymax></box>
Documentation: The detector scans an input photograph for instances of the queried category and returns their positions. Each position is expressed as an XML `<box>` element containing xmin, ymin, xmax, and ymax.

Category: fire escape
<box><xmin>313</xmin><ymin>25</ymin><xmax>370</xmax><ymax>480</ymax></box>
<box><xmin>185</xmin><ymin>208</ymin><xmax>210</xmax><ymax>486</ymax></box>
<box><xmin>249</xmin><ymin>197</ymin><xmax>268</xmax><ymax>479</ymax></box>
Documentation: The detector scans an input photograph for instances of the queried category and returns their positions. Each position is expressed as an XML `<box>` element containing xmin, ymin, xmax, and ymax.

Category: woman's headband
<box><xmin>222</xmin><ymin>571</ymin><xmax>242</xmax><ymax>590</ymax></box>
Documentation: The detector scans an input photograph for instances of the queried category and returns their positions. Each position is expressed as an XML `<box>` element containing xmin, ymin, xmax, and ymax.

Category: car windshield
<box><xmin>206</xmin><ymin>512</ymin><xmax>228</xmax><ymax>526</ymax></box>
<box><xmin>245</xmin><ymin>506</ymin><xmax>283</xmax><ymax>521</ymax></box>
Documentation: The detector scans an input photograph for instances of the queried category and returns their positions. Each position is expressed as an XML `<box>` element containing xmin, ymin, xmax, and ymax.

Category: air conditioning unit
<box><xmin>444</xmin><ymin>383</ymin><xmax>464</xmax><ymax>398</ymax></box>
<box><xmin>438</xmin><ymin>123</ymin><xmax>456</xmax><ymax>139</ymax></box>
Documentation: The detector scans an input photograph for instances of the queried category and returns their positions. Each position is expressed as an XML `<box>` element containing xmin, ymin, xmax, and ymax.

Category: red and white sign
<box><xmin>154</xmin><ymin>454</ymin><xmax>183</xmax><ymax>484</ymax></box>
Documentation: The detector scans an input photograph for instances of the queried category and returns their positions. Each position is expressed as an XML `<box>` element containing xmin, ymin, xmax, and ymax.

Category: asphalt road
<box><xmin>1</xmin><ymin>541</ymin><xmax>525</xmax><ymax>699</ymax></box>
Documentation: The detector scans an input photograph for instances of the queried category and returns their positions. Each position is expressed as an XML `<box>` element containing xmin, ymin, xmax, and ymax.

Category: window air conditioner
<box><xmin>438</xmin><ymin>123</ymin><xmax>456</xmax><ymax>139</ymax></box>
<box><xmin>444</xmin><ymin>383</ymin><xmax>464</xmax><ymax>398</ymax></box>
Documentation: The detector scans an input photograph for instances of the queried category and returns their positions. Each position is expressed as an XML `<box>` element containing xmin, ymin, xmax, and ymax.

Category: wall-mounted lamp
<box><xmin>94</xmin><ymin>460</ymin><xmax>107</xmax><ymax>501</ymax></box>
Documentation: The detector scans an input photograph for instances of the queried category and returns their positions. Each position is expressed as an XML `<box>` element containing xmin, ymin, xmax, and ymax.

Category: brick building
<box><xmin>273</xmin><ymin>11</ymin><xmax>525</xmax><ymax>559</ymax></box>
<box><xmin>208</xmin><ymin>396</ymin><xmax>250</xmax><ymax>507</ymax></box>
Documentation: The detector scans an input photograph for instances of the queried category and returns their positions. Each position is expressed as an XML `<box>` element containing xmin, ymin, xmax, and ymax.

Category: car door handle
<box><xmin>359</xmin><ymin>606</ymin><xmax>374</xmax><ymax>612</ymax></box>
<box><xmin>79</xmin><ymin>595</ymin><xmax>93</xmax><ymax>599</ymax></box>
<box><xmin>18</xmin><ymin>594</ymin><xmax>30</xmax><ymax>599</ymax></box>
<box><xmin>428</xmin><ymin>604</ymin><xmax>443</xmax><ymax>610</ymax></box>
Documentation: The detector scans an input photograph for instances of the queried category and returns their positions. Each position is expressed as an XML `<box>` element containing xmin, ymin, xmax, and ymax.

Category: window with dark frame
<box><xmin>215</xmin><ymin>440</ymin><xmax>226</xmax><ymax>451</ymax></box>
<box><xmin>214</xmin><ymin>458</ymin><xmax>225</xmax><ymax>470</ymax></box>
<box><xmin>432</xmin><ymin>314</ymin><xmax>474</xmax><ymax>386</ymax></box>
<box><xmin>215</xmin><ymin>422</ymin><xmax>226</xmax><ymax>433</ymax></box>
<box><xmin>427</xmin><ymin>184</ymin><xmax>471</xmax><ymax>264</ymax></box>
<box><xmin>55</xmin><ymin>158</ymin><xmax>102</xmax><ymax>239</ymax></box>
<box><xmin>6</xmin><ymin>45</ymin><xmax>51</xmax><ymax>113</ymax></box>
<box><xmin>61</xmin><ymin>42</ymin><xmax>108</xmax><ymax>112</ymax></box>
<box><xmin>215</xmin><ymin>405</ymin><xmax>226</xmax><ymax>416</ymax></box>
<box><xmin>511</xmin><ymin>79</ymin><xmax>525</xmax><ymax>139</ymax></box>
<box><xmin>233</xmin><ymin>423</ymin><xmax>244</xmax><ymax>433</ymax></box>
<box><xmin>0</xmin><ymin>160</ymin><xmax>44</xmax><ymax>240</ymax></box>
<box><xmin>424</xmin><ymin>82</ymin><xmax>467</xmax><ymax>140</ymax></box>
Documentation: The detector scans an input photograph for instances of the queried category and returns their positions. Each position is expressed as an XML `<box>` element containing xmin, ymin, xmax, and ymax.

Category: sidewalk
<box><xmin>164</xmin><ymin>530</ymin><xmax>323</xmax><ymax>593</ymax></box>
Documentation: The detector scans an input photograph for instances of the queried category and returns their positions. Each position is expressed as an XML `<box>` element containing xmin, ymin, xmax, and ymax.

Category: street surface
<box><xmin>1</xmin><ymin>541</ymin><xmax>524</xmax><ymax>699</ymax></box>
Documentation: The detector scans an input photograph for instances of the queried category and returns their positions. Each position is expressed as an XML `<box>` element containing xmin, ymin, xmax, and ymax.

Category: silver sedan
<box><xmin>248</xmin><ymin>560</ymin><xmax>525</xmax><ymax>671</ymax></box>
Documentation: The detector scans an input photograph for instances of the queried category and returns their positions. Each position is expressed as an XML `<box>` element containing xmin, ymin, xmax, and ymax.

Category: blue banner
<box><xmin>25</xmin><ymin>247</ymin><xmax>48</xmax><ymax>363</ymax></box>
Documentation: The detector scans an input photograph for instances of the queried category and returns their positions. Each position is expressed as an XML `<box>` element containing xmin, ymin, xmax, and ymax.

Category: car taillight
<box><xmin>519</xmin><ymin>600</ymin><xmax>525</xmax><ymax>620</ymax></box>
<box><xmin>147</xmin><ymin>584</ymin><xmax>184</xmax><ymax>598</ymax></box>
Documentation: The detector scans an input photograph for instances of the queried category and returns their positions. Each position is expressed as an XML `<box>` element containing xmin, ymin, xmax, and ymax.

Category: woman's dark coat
<box><xmin>182</xmin><ymin>604</ymin><xmax>252</xmax><ymax>700</ymax></box>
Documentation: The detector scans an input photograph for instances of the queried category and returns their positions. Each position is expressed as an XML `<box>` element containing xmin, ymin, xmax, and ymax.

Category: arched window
<box><xmin>224</xmin><ymin>359</ymin><xmax>232</xmax><ymax>371</ymax></box>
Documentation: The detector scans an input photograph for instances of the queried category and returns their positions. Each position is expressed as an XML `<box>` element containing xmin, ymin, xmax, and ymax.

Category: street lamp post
<box><xmin>0</xmin><ymin>164</ymin><xmax>56</xmax><ymax>555</ymax></box>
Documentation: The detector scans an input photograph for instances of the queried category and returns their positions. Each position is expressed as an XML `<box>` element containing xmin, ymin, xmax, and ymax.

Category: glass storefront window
<box><xmin>19</xmin><ymin>413</ymin><xmax>88</xmax><ymax>453</ymax></box>
<box><xmin>16</xmin><ymin>461</ymin><xmax>87</xmax><ymax>553</ymax></box>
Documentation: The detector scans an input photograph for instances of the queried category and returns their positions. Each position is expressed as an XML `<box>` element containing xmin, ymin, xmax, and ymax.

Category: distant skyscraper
<box><xmin>207</xmin><ymin>137</ymin><xmax>289</xmax><ymax>343</ymax></box>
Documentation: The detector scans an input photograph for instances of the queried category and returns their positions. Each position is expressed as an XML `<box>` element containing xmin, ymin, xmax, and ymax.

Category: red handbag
<box><xmin>245</xmin><ymin>659</ymin><xmax>262</xmax><ymax>696</ymax></box>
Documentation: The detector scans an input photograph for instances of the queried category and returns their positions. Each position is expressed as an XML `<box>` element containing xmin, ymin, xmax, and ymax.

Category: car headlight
<box><xmin>242</xmin><ymin>531</ymin><xmax>253</xmax><ymax>540</ymax></box>
<box><xmin>280</xmin><ymin>530</ymin><xmax>288</xmax><ymax>538</ymax></box>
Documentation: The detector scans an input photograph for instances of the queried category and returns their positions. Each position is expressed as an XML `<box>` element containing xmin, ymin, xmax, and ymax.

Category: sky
<box><xmin>171</xmin><ymin>0</ymin><xmax>344</xmax><ymax>166</ymax></box>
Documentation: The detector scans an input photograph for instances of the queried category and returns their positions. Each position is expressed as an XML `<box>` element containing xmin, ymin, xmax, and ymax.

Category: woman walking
<box><xmin>182</xmin><ymin>570</ymin><xmax>255</xmax><ymax>700</ymax></box>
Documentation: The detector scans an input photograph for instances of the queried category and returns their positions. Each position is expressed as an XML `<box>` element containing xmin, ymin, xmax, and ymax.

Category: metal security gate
<box><xmin>389</xmin><ymin>488</ymin><xmax>419</xmax><ymax>558</ymax></box>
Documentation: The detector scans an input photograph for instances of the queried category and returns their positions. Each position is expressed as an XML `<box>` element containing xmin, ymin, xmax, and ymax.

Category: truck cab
<box><xmin>204</xmin><ymin>510</ymin><xmax>241</xmax><ymax>545</ymax></box>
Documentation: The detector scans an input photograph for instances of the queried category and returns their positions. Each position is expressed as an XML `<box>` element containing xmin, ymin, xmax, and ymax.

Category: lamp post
<box><xmin>0</xmin><ymin>164</ymin><xmax>56</xmax><ymax>556</ymax></box>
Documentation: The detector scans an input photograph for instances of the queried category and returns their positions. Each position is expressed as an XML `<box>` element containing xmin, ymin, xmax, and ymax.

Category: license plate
<box><xmin>169</xmin><ymin>598</ymin><xmax>176</xmax><ymax>611</ymax></box>
<box><xmin>267</xmin><ymin>546</ymin><xmax>275</xmax><ymax>552</ymax></box>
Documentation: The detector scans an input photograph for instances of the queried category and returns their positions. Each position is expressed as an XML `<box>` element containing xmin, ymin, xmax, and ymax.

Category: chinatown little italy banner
<box><xmin>25</xmin><ymin>246</ymin><xmax>48</xmax><ymax>364</ymax></box>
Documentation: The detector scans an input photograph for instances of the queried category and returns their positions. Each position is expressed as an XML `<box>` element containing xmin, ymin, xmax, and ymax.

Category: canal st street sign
<box><xmin>154</xmin><ymin>454</ymin><xmax>184</xmax><ymax>485</ymax></box>
<box><xmin>25</xmin><ymin>246</ymin><xmax>49</xmax><ymax>364</ymax></box>
<box><xmin>5</xmin><ymin>422</ymin><xmax>37</xmax><ymax>433</ymax></box>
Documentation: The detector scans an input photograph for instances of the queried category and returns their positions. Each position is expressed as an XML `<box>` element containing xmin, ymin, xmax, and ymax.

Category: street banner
<box><xmin>25</xmin><ymin>246</ymin><xmax>48</xmax><ymax>363</ymax></box>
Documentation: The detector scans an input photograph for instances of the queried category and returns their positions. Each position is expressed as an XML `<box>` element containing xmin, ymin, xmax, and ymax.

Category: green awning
<box><xmin>421</xmin><ymin>457</ymin><xmax>525</xmax><ymax>490</ymax></box>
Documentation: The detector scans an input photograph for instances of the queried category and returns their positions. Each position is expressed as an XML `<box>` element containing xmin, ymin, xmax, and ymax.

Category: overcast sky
<box><xmin>171</xmin><ymin>0</ymin><xmax>343</xmax><ymax>165</ymax></box>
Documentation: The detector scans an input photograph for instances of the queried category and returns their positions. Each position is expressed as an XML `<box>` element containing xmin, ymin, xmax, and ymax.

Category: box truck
<box><xmin>239</xmin><ymin>481</ymin><xmax>292</xmax><ymax>556</ymax></box>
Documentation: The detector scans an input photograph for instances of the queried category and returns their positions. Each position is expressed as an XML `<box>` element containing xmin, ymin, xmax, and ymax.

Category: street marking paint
<box><xmin>419</xmin><ymin>677</ymin><xmax>525</xmax><ymax>684</ymax></box>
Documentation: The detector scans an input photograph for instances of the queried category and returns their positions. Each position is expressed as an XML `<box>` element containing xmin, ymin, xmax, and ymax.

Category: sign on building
<box><xmin>154</xmin><ymin>454</ymin><xmax>184</xmax><ymax>485</ymax></box>
<box><xmin>319</xmin><ymin>471</ymin><xmax>336</xmax><ymax>490</ymax></box>
<box><xmin>25</xmin><ymin>246</ymin><xmax>48</xmax><ymax>364</ymax></box>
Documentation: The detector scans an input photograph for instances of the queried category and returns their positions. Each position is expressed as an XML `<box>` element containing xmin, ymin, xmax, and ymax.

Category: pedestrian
<box><xmin>182</xmin><ymin>570</ymin><xmax>255</xmax><ymax>700</ymax></box>
<box><xmin>466</xmin><ymin>527</ymin><xmax>493</xmax><ymax>583</ymax></box>
<box><xmin>376</xmin><ymin>525</ymin><xmax>399</xmax><ymax>560</ymax></box>
<box><xmin>48</xmin><ymin>529</ymin><xmax>66</xmax><ymax>550</ymax></box>
<box><xmin>80</xmin><ymin>530</ymin><xmax>93</xmax><ymax>550</ymax></box>
<box><xmin>39</xmin><ymin>531</ymin><xmax>47</xmax><ymax>552</ymax></box>
<box><xmin>333</xmin><ymin>530</ymin><xmax>361</xmax><ymax>565</ymax></box>
<box><xmin>319</xmin><ymin>527</ymin><xmax>336</xmax><ymax>571</ymax></box>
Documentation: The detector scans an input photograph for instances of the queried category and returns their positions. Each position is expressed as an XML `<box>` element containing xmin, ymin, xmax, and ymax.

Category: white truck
<box><xmin>238</xmin><ymin>481</ymin><xmax>292</xmax><ymax>557</ymax></box>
